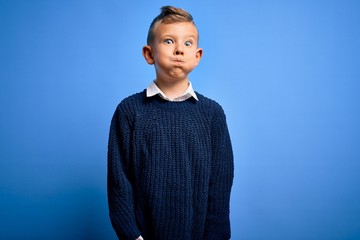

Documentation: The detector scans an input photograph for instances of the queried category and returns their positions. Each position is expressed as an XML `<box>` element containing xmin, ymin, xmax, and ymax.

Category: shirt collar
<box><xmin>146</xmin><ymin>80</ymin><xmax>198</xmax><ymax>102</ymax></box>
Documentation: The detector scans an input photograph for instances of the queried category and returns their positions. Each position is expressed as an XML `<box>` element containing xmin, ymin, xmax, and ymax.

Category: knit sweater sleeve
<box><xmin>107</xmin><ymin>104</ymin><xmax>141</xmax><ymax>240</ymax></box>
<box><xmin>204</xmin><ymin>105</ymin><xmax>234</xmax><ymax>239</ymax></box>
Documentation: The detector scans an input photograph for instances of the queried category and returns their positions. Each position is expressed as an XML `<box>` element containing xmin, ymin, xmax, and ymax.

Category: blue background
<box><xmin>1</xmin><ymin>0</ymin><xmax>360</xmax><ymax>239</ymax></box>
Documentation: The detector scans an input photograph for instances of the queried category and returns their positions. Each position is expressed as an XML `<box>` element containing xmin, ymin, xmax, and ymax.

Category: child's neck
<box><xmin>155</xmin><ymin>78</ymin><xmax>189</xmax><ymax>100</ymax></box>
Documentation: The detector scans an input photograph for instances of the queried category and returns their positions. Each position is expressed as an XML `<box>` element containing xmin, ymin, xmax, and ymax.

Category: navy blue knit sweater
<box><xmin>108</xmin><ymin>90</ymin><xmax>234</xmax><ymax>240</ymax></box>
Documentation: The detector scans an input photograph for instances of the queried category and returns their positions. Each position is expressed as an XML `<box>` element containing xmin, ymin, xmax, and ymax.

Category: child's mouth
<box><xmin>173</xmin><ymin>59</ymin><xmax>184</xmax><ymax>63</ymax></box>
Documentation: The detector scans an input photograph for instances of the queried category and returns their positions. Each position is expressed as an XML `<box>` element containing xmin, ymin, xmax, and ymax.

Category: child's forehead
<box><xmin>154</xmin><ymin>22</ymin><xmax>198</xmax><ymax>36</ymax></box>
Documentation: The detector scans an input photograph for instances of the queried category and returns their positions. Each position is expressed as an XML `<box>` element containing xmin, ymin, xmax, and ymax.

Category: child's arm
<box><xmin>108</xmin><ymin>105</ymin><xmax>141</xmax><ymax>240</ymax></box>
<box><xmin>204</xmin><ymin>106</ymin><xmax>234</xmax><ymax>239</ymax></box>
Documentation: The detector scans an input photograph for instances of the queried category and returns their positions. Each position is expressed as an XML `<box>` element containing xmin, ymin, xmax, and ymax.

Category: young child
<box><xmin>108</xmin><ymin>6</ymin><xmax>234</xmax><ymax>240</ymax></box>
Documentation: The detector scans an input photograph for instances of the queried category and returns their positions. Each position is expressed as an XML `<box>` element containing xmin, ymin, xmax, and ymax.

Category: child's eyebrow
<box><xmin>160</xmin><ymin>34</ymin><xmax>196</xmax><ymax>39</ymax></box>
<box><xmin>161</xmin><ymin>34</ymin><xmax>174</xmax><ymax>38</ymax></box>
<box><xmin>184</xmin><ymin>35</ymin><xmax>196</xmax><ymax>39</ymax></box>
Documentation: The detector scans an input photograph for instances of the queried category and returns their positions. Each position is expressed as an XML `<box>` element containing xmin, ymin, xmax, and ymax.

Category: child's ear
<box><xmin>195</xmin><ymin>48</ymin><xmax>203</xmax><ymax>66</ymax></box>
<box><xmin>142</xmin><ymin>46</ymin><xmax>154</xmax><ymax>65</ymax></box>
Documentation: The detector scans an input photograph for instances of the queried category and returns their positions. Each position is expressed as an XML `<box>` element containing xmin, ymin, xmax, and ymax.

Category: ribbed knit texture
<box><xmin>108</xmin><ymin>90</ymin><xmax>234</xmax><ymax>240</ymax></box>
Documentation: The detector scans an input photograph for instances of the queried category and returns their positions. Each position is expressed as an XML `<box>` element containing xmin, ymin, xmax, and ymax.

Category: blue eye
<box><xmin>164</xmin><ymin>39</ymin><xmax>174</xmax><ymax>44</ymax></box>
<box><xmin>185</xmin><ymin>41</ymin><xmax>192</xmax><ymax>47</ymax></box>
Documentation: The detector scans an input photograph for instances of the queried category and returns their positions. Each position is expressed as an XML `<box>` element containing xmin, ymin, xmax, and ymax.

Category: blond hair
<box><xmin>147</xmin><ymin>6</ymin><xmax>197</xmax><ymax>45</ymax></box>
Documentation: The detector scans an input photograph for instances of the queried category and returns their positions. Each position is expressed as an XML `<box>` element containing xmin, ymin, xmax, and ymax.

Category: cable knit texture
<box><xmin>108</xmin><ymin>90</ymin><xmax>234</xmax><ymax>240</ymax></box>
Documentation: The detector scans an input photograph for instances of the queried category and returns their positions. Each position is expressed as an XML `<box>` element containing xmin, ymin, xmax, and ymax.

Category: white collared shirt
<box><xmin>146</xmin><ymin>80</ymin><xmax>199</xmax><ymax>102</ymax></box>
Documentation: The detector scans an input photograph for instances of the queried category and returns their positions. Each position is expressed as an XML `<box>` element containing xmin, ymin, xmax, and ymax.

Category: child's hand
<box><xmin>136</xmin><ymin>236</ymin><xmax>144</xmax><ymax>240</ymax></box>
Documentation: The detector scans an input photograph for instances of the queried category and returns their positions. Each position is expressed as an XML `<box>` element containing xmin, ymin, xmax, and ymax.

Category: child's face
<box><xmin>143</xmin><ymin>22</ymin><xmax>202</xmax><ymax>82</ymax></box>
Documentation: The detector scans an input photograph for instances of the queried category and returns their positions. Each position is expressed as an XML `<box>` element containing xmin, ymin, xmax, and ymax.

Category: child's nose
<box><xmin>174</xmin><ymin>44</ymin><xmax>184</xmax><ymax>55</ymax></box>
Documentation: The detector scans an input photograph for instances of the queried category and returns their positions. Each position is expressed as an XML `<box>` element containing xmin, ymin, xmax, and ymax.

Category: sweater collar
<box><xmin>146</xmin><ymin>80</ymin><xmax>199</xmax><ymax>102</ymax></box>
